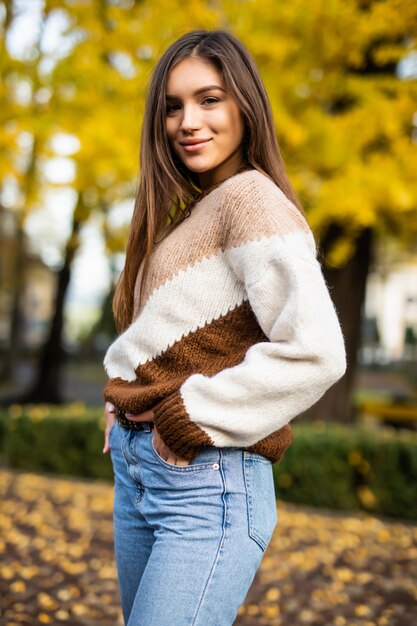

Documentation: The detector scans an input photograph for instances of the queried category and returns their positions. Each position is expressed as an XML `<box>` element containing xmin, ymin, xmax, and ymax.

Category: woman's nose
<box><xmin>180</xmin><ymin>104</ymin><xmax>202</xmax><ymax>131</ymax></box>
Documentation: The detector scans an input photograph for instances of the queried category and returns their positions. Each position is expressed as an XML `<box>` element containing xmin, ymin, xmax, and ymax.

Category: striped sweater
<box><xmin>103</xmin><ymin>168</ymin><xmax>347</xmax><ymax>463</ymax></box>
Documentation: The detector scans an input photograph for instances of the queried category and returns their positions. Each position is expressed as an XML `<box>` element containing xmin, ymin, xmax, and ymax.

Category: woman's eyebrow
<box><xmin>166</xmin><ymin>85</ymin><xmax>226</xmax><ymax>100</ymax></box>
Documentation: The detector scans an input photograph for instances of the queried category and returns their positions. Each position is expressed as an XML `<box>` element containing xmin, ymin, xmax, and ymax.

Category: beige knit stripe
<box><xmin>223</xmin><ymin>173</ymin><xmax>311</xmax><ymax>249</ymax></box>
<box><xmin>134</xmin><ymin>170</ymin><xmax>310</xmax><ymax>314</ymax></box>
<box><xmin>134</xmin><ymin>193</ymin><xmax>224</xmax><ymax>313</ymax></box>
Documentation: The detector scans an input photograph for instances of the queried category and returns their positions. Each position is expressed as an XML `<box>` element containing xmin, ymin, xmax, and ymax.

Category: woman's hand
<box><xmin>151</xmin><ymin>425</ymin><xmax>190</xmax><ymax>466</ymax></box>
<box><xmin>103</xmin><ymin>402</ymin><xmax>116</xmax><ymax>454</ymax></box>
<box><xmin>125</xmin><ymin>409</ymin><xmax>190</xmax><ymax>467</ymax></box>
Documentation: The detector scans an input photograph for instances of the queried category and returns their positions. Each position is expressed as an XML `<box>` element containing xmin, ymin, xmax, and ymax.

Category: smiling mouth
<box><xmin>180</xmin><ymin>139</ymin><xmax>212</xmax><ymax>152</ymax></box>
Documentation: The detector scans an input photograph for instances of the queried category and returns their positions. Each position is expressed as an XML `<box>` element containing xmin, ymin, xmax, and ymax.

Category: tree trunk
<box><xmin>21</xmin><ymin>258</ymin><xmax>71</xmax><ymax>404</ymax></box>
<box><xmin>301</xmin><ymin>224</ymin><xmax>374</xmax><ymax>424</ymax></box>
<box><xmin>21</xmin><ymin>216</ymin><xmax>82</xmax><ymax>404</ymax></box>
<box><xmin>2</xmin><ymin>223</ymin><xmax>25</xmax><ymax>382</ymax></box>
<box><xmin>1</xmin><ymin>203</ymin><xmax>83</xmax><ymax>406</ymax></box>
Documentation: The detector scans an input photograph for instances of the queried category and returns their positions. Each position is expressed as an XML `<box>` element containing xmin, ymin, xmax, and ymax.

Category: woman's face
<box><xmin>165</xmin><ymin>56</ymin><xmax>245</xmax><ymax>190</ymax></box>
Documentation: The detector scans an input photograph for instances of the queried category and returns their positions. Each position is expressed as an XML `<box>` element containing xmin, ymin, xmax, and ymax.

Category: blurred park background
<box><xmin>1</xmin><ymin>1</ymin><xmax>417</xmax><ymax>625</ymax></box>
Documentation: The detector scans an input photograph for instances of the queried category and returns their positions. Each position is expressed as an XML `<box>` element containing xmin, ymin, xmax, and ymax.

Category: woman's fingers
<box><xmin>105</xmin><ymin>401</ymin><xmax>116</xmax><ymax>414</ymax></box>
<box><xmin>124</xmin><ymin>408</ymin><xmax>155</xmax><ymax>422</ymax></box>
<box><xmin>103</xmin><ymin>424</ymin><xmax>111</xmax><ymax>454</ymax></box>
<box><xmin>153</xmin><ymin>426</ymin><xmax>189</xmax><ymax>466</ymax></box>
<box><xmin>115</xmin><ymin>409</ymin><xmax>189</xmax><ymax>465</ymax></box>
<box><xmin>103</xmin><ymin>402</ymin><xmax>116</xmax><ymax>454</ymax></box>
<box><xmin>173</xmin><ymin>455</ymin><xmax>189</xmax><ymax>466</ymax></box>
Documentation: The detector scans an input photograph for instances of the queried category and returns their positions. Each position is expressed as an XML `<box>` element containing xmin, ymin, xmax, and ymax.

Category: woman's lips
<box><xmin>180</xmin><ymin>139</ymin><xmax>211</xmax><ymax>152</ymax></box>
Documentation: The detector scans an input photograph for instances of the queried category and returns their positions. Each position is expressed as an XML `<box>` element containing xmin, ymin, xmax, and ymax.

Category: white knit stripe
<box><xmin>104</xmin><ymin>252</ymin><xmax>246</xmax><ymax>381</ymax></box>
<box><xmin>133</xmin><ymin>170</ymin><xmax>310</xmax><ymax>312</ymax></box>
<box><xmin>225</xmin><ymin>229</ymin><xmax>317</xmax><ymax>296</ymax></box>
<box><xmin>104</xmin><ymin>229</ymin><xmax>319</xmax><ymax>382</ymax></box>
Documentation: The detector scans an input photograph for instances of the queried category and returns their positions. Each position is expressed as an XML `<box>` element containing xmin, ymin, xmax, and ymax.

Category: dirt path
<box><xmin>1</xmin><ymin>469</ymin><xmax>416</xmax><ymax>626</ymax></box>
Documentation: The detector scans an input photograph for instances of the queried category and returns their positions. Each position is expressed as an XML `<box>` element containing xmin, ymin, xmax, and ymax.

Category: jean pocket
<box><xmin>150</xmin><ymin>432</ymin><xmax>220</xmax><ymax>473</ymax></box>
<box><xmin>243</xmin><ymin>453</ymin><xmax>278</xmax><ymax>551</ymax></box>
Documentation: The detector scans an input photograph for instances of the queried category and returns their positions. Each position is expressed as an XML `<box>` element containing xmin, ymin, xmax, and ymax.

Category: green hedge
<box><xmin>274</xmin><ymin>422</ymin><xmax>417</xmax><ymax>520</ymax></box>
<box><xmin>1</xmin><ymin>406</ymin><xmax>416</xmax><ymax>520</ymax></box>
<box><xmin>0</xmin><ymin>404</ymin><xmax>113</xmax><ymax>481</ymax></box>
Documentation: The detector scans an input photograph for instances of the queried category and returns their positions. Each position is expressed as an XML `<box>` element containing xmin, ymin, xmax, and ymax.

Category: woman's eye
<box><xmin>166</xmin><ymin>97</ymin><xmax>219</xmax><ymax>114</ymax></box>
<box><xmin>166</xmin><ymin>103</ymin><xmax>180</xmax><ymax>114</ymax></box>
<box><xmin>202</xmin><ymin>97</ymin><xmax>219</xmax><ymax>105</ymax></box>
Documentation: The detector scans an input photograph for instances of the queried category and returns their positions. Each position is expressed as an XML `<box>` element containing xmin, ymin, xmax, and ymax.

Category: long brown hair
<box><xmin>113</xmin><ymin>29</ymin><xmax>305</xmax><ymax>333</ymax></box>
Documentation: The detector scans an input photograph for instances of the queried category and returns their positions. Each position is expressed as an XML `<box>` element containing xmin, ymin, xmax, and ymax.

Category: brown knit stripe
<box><xmin>246</xmin><ymin>424</ymin><xmax>293</xmax><ymax>463</ymax></box>
<box><xmin>103</xmin><ymin>294</ymin><xmax>293</xmax><ymax>464</ymax></box>
<box><xmin>103</xmin><ymin>377</ymin><xmax>178</xmax><ymax>415</ymax></box>
<box><xmin>134</xmin><ymin>171</ymin><xmax>309</xmax><ymax>315</ymax></box>
<box><xmin>104</xmin><ymin>299</ymin><xmax>267</xmax><ymax>413</ymax></box>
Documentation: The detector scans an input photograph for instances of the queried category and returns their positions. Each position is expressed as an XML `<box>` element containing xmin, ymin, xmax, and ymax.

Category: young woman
<box><xmin>102</xmin><ymin>29</ymin><xmax>346</xmax><ymax>626</ymax></box>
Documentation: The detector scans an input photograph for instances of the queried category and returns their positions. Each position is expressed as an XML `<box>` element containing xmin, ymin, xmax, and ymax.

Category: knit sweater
<box><xmin>103</xmin><ymin>168</ymin><xmax>347</xmax><ymax>463</ymax></box>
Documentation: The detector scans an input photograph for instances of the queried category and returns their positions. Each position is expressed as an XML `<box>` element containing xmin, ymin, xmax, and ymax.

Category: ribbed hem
<box><xmin>246</xmin><ymin>424</ymin><xmax>293</xmax><ymax>464</ymax></box>
<box><xmin>152</xmin><ymin>392</ymin><xmax>213</xmax><ymax>461</ymax></box>
<box><xmin>103</xmin><ymin>379</ymin><xmax>154</xmax><ymax>414</ymax></box>
<box><xmin>103</xmin><ymin>380</ymin><xmax>138</xmax><ymax>413</ymax></box>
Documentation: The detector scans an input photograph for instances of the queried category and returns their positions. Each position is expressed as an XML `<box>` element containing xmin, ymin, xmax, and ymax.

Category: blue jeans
<box><xmin>109</xmin><ymin>420</ymin><xmax>278</xmax><ymax>626</ymax></box>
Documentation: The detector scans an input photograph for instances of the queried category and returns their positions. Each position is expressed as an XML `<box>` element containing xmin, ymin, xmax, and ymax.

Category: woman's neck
<box><xmin>197</xmin><ymin>146</ymin><xmax>247</xmax><ymax>191</ymax></box>
<box><xmin>197</xmin><ymin>160</ymin><xmax>250</xmax><ymax>198</ymax></box>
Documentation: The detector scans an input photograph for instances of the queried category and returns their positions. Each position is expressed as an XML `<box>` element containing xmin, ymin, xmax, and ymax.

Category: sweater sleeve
<box><xmin>152</xmin><ymin>176</ymin><xmax>347</xmax><ymax>459</ymax></box>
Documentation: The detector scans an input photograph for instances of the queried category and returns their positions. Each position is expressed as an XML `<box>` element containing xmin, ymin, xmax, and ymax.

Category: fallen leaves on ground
<box><xmin>1</xmin><ymin>470</ymin><xmax>416</xmax><ymax>626</ymax></box>
<box><xmin>237</xmin><ymin>501</ymin><xmax>417</xmax><ymax>626</ymax></box>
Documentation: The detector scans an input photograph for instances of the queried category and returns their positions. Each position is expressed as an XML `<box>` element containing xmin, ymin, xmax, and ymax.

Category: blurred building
<box><xmin>364</xmin><ymin>256</ymin><xmax>417</xmax><ymax>363</ymax></box>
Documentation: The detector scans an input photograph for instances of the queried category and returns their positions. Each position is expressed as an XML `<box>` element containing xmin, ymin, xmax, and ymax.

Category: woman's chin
<box><xmin>182</xmin><ymin>160</ymin><xmax>216</xmax><ymax>174</ymax></box>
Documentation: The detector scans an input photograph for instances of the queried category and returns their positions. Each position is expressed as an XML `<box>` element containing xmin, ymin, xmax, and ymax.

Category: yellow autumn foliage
<box><xmin>1</xmin><ymin>0</ymin><xmax>416</xmax><ymax>266</ymax></box>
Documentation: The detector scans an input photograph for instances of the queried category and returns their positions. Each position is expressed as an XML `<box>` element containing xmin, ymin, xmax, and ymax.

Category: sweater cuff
<box><xmin>152</xmin><ymin>392</ymin><xmax>214</xmax><ymax>461</ymax></box>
